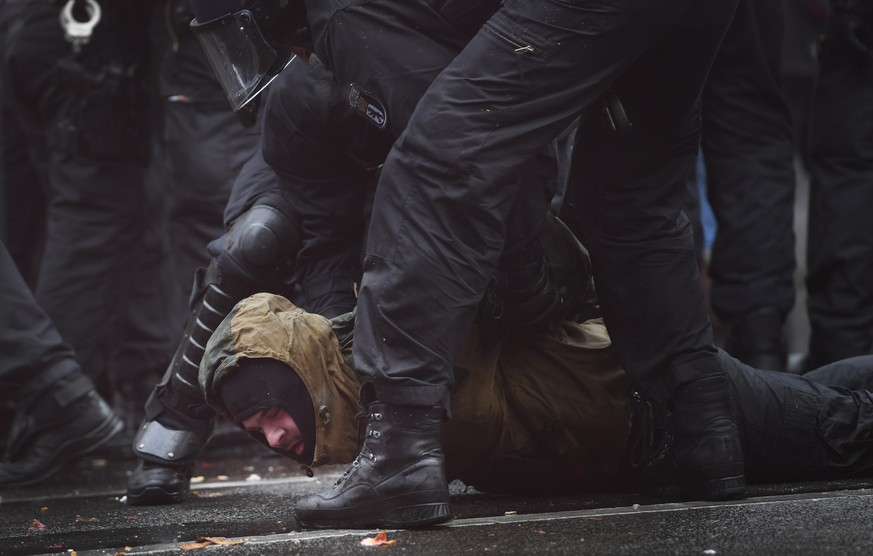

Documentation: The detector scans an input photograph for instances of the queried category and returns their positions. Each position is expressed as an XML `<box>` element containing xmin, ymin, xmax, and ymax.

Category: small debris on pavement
<box><xmin>179</xmin><ymin>536</ymin><xmax>245</xmax><ymax>550</ymax></box>
<box><xmin>360</xmin><ymin>531</ymin><xmax>396</xmax><ymax>547</ymax></box>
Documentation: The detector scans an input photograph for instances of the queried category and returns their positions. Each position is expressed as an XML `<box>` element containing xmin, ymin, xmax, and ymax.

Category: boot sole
<box><xmin>296</xmin><ymin>492</ymin><xmax>452</xmax><ymax>529</ymax></box>
<box><xmin>0</xmin><ymin>412</ymin><xmax>123</xmax><ymax>488</ymax></box>
<box><xmin>126</xmin><ymin>483</ymin><xmax>190</xmax><ymax>506</ymax></box>
<box><xmin>125</xmin><ymin>464</ymin><xmax>193</xmax><ymax>506</ymax></box>
<box><xmin>654</xmin><ymin>474</ymin><xmax>747</xmax><ymax>501</ymax></box>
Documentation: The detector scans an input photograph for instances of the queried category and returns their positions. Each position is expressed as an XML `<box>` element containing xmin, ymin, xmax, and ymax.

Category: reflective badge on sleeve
<box><xmin>349</xmin><ymin>83</ymin><xmax>388</xmax><ymax>129</ymax></box>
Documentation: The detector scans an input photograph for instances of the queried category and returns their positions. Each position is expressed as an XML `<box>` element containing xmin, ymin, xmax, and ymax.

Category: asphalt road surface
<box><xmin>2</xmin><ymin>428</ymin><xmax>873</xmax><ymax>556</ymax></box>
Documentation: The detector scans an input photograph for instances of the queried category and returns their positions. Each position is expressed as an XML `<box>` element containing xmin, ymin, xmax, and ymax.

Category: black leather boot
<box><xmin>294</xmin><ymin>403</ymin><xmax>451</xmax><ymax>529</ymax></box>
<box><xmin>125</xmin><ymin>341</ymin><xmax>215</xmax><ymax>506</ymax></box>
<box><xmin>125</xmin><ymin>419</ymin><xmax>212</xmax><ymax>505</ymax></box>
<box><xmin>125</xmin><ymin>392</ymin><xmax>214</xmax><ymax>506</ymax></box>
<box><xmin>645</xmin><ymin>374</ymin><xmax>746</xmax><ymax>501</ymax></box>
<box><xmin>0</xmin><ymin>375</ymin><xmax>122</xmax><ymax>488</ymax></box>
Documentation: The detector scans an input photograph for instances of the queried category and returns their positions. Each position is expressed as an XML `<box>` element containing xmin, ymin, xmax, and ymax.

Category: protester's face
<box><xmin>241</xmin><ymin>406</ymin><xmax>306</xmax><ymax>457</ymax></box>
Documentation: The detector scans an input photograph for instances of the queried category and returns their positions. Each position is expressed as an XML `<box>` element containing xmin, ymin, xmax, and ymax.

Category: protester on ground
<box><xmin>199</xmin><ymin>292</ymin><xmax>873</xmax><ymax>507</ymax></box>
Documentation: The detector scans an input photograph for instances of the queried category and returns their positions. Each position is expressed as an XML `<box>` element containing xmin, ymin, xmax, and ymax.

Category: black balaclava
<box><xmin>219</xmin><ymin>358</ymin><xmax>316</xmax><ymax>465</ymax></box>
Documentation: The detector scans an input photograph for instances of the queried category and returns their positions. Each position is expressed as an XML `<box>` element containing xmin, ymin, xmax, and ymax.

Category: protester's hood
<box><xmin>200</xmin><ymin>293</ymin><xmax>360</xmax><ymax>467</ymax></box>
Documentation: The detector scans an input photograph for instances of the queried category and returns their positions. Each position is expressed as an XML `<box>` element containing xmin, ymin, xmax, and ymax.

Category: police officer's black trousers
<box><xmin>0</xmin><ymin>240</ymin><xmax>80</xmax><ymax>404</ymax></box>
<box><xmin>355</xmin><ymin>0</ymin><xmax>740</xmax><ymax>410</ymax></box>
<box><xmin>702</xmin><ymin>0</ymin><xmax>797</xmax><ymax>322</ymax></box>
<box><xmin>1</xmin><ymin>2</ymin><xmax>175</xmax><ymax>392</ymax></box>
<box><xmin>806</xmin><ymin>13</ymin><xmax>873</xmax><ymax>368</ymax></box>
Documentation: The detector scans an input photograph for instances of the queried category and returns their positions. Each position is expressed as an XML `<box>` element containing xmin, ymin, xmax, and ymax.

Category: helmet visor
<box><xmin>192</xmin><ymin>10</ymin><xmax>293</xmax><ymax>111</ymax></box>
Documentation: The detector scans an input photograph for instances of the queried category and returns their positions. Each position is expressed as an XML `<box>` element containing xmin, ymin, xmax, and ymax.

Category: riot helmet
<box><xmin>189</xmin><ymin>0</ymin><xmax>310</xmax><ymax>111</ymax></box>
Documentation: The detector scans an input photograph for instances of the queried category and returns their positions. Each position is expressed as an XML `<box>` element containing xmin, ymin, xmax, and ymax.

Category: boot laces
<box><xmin>332</xmin><ymin>457</ymin><xmax>359</xmax><ymax>487</ymax></box>
<box><xmin>332</xmin><ymin>412</ymin><xmax>383</xmax><ymax>486</ymax></box>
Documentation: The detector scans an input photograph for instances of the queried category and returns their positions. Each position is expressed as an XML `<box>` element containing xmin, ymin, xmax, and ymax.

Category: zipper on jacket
<box><xmin>486</xmin><ymin>26</ymin><xmax>535</xmax><ymax>53</ymax></box>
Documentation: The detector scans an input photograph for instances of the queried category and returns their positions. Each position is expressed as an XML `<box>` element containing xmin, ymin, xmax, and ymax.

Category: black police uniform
<box><xmin>126</xmin><ymin>0</ymin><xmax>576</xmax><ymax>493</ymax></box>
<box><xmin>259</xmin><ymin>60</ymin><xmax>393</xmax><ymax>317</ymax></box>
<box><xmin>129</xmin><ymin>0</ymin><xmax>583</xmax><ymax>503</ymax></box>
<box><xmin>1</xmin><ymin>1</ymin><xmax>261</xmax><ymax>429</ymax></box>
<box><xmin>302</xmin><ymin>0</ymin><xmax>737</xmax><ymax>407</ymax></box>
<box><xmin>126</xmin><ymin>59</ymin><xmax>391</xmax><ymax>505</ymax></box>
<box><xmin>806</xmin><ymin>0</ymin><xmax>873</xmax><ymax>368</ymax></box>
<box><xmin>290</xmin><ymin>0</ymin><xmax>746</xmax><ymax>528</ymax></box>
<box><xmin>0</xmin><ymin>0</ymin><xmax>169</xmax><ymax>397</ymax></box>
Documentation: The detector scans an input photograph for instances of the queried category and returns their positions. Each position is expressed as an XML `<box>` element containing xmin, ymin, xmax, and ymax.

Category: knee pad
<box><xmin>218</xmin><ymin>197</ymin><xmax>301</xmax><ymax>290</ymax></box>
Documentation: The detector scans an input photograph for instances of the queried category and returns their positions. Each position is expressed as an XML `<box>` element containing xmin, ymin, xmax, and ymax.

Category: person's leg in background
<box><xmin>0</xmin><ymin>107</ymin><xmax>47</xmax><ymax>289</ymax></box>
<box><xmin>0</xmin><ymin>0</ymin><xmax>48</xmax><ymax>291</ymax></box>
<box><xmin>0</xmin><ymin>240</ymin><xmax>122</xmax><ymax>487</ymax></box>
<box><xmin>1</xmin><ymin>3</ymin><xmax>175</xmax><ymax>416</ymax></box>
<box><xmin>701</xmin><ymin>0</ymin><xmax>798</xmax><ymax>372</ymax></box>
<box><xmin>805</xmin><ymin>0</ymin><xmax>873</xmax><ymax>369</ymax></box>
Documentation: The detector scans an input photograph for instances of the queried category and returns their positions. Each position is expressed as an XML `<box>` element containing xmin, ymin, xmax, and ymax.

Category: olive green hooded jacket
<box><xmin>201</xmin><ymin>292</ymin><xmax>635</xmax><ymax>494</ymax></box>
